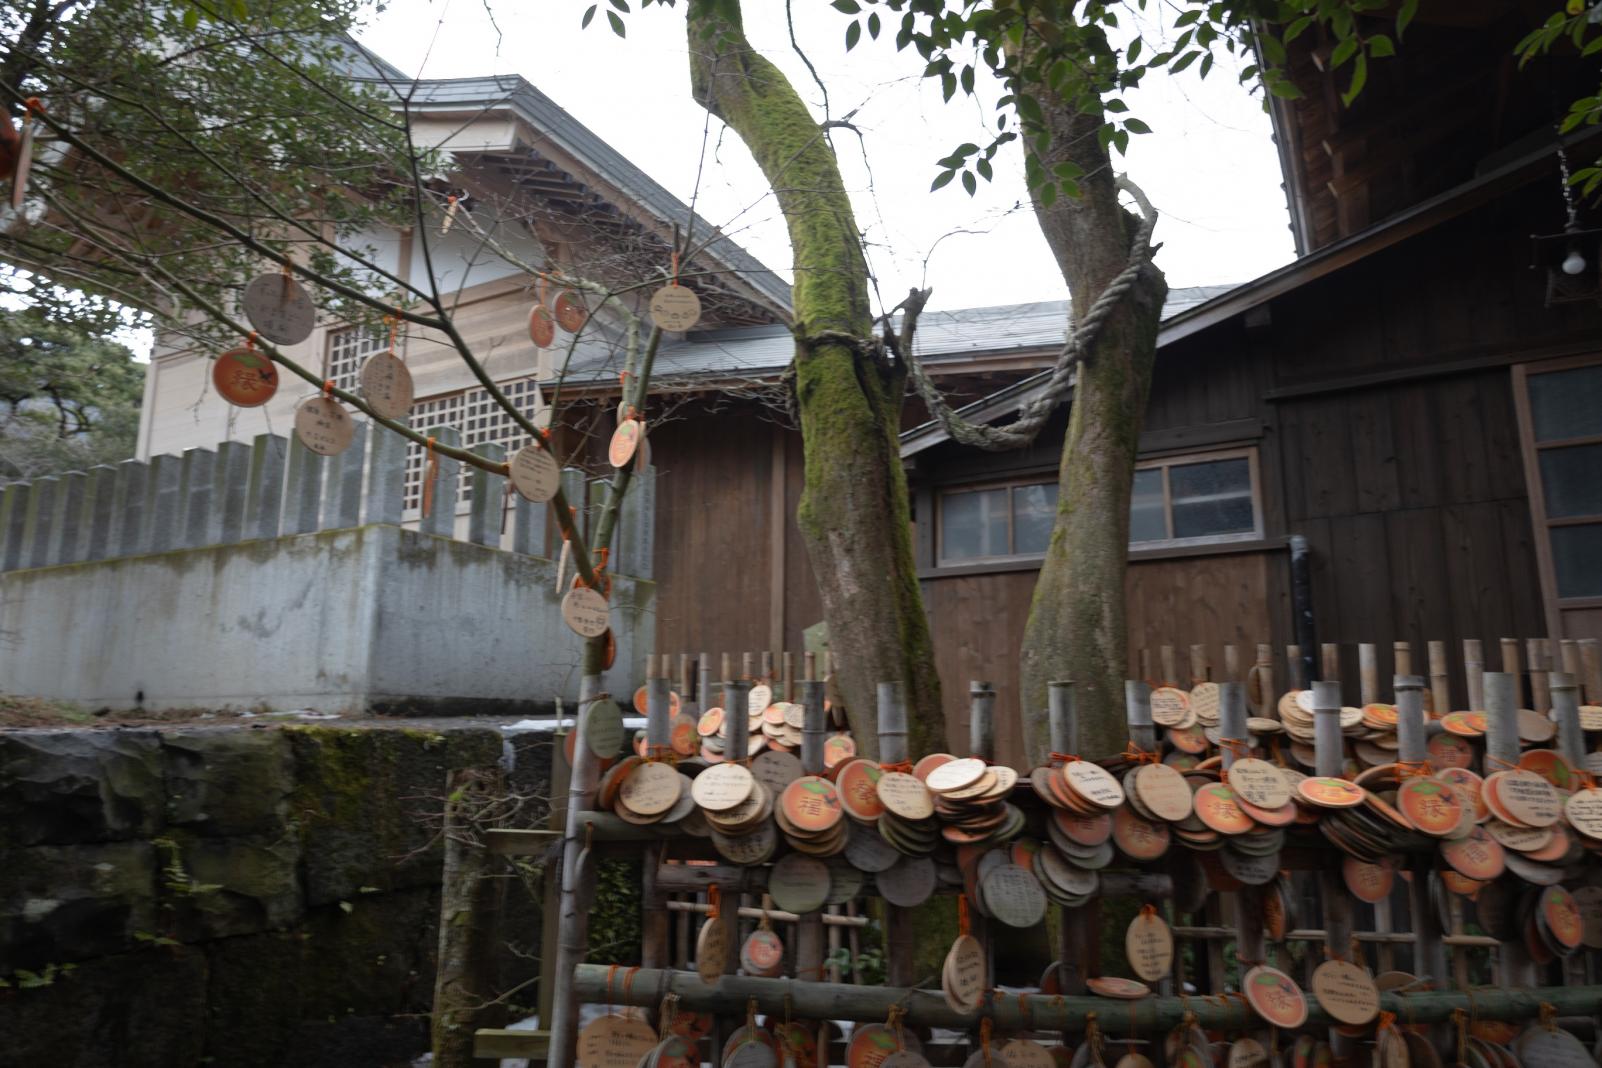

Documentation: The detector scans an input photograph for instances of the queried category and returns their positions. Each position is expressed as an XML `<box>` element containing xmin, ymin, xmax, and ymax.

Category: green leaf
<box><xmin>1127</xmin><ymin>38</ymin><xmax>1141</xmax><ymax>63</ymax></box>
<box><xmin>976</xmin><ymin>158</ymin><xmax>993</xmax><ymax>181</ymax></box>
<box><xmin>931</xmin><ymin>169</ymin><xmax>956</xmax><ymax>191</ymax></box>
<box><xmin>1397</xmin><ymin>0</ymin><xmax>1419</xmax><ymax>37</ymax></box>
<box><xmin>1200</xmin><ymin>53</ymin><xmax>1214</xmax><ymax>78</ymax></box>
<box><xmin>831</xmin><ymin>0</ymin><xmax>861</xmax><ymax>11</ymax></box>
<box><xmin>868</xmin><ymin>11</ymin><xmax>881</xmax><ymax>38</ymax></box>
<box><xmin>1105</xmin><ymin>98</ymin><xmax>1129</xmax><ymax>113</ymax></box>
<box><xmin>1284</xmin><ymin>16</ymin><xmax>1312</xmax><ymax>42</ymax></box>
<box><xmin>581</xmin><ymin>4</ymin><xmax>597</xmax><ymax>28</ymax></box>
<box><xmin>1330</xmin><ymin>35</ymin><xmax>1358</xmax><ymax>69</ymax></box>
<box><xmin>607</xmin><ymin>0</ymin><xmax>629</xmax><ymax>10</ymax></box>
<box><xmin>1368</xmin><ymin>34</ymin><xmax>1395</xmax><ymax>58</ymax></box>
<box><xmin>182</xmin><ymin>5</ymin><xmax>200</xmax><ymax>29</ymax></box>
<box><xmin>846</xmin><ymin>20</ymin><xmax>861</xmax><ymax>50</ymax></box>
<box><xmin>961</xmin><ymin>170</ymin><xmax>977</xmax><ymax>195</ymax></box>
<box><xmin>1170</xmin><ymin>50</ymin><xmax>1199</xmax><ymax>73</ymax></box>
<box><xmin>1124</xmin><ymin>117</ymin><xmax>1151</xmax><ymax>134</ymax></box>
<box><xmin>961</xmin><ymin>64</ymin><xmax>975</xmax><ymax>95</ymax></box>
<box><xmin>1040</xmin><ymin>181</ymin><xmax>1059</xmax><ymax>208</ymax></box>
<box><xmin>607</xmin><ymin>10</ymin><xmax>625</xmax><ymax>36</ymax></box>
<box><xmin>1341</xmin><ymin>52</ymin><xmax>1368</xmax><ymax>106</ymax></box>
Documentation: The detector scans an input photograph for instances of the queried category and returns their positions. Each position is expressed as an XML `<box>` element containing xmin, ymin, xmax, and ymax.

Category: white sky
<box><xmin>355</xmin><ymin>1</ymin><xmax>1297</xmax><ymax>315</ymax></box>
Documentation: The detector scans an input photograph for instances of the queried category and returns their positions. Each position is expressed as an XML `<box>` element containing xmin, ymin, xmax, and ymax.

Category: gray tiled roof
<box><xmin>557</xmin><ymin>286</ymin><xmax>1237</xmax><ymax>386</ymax></box>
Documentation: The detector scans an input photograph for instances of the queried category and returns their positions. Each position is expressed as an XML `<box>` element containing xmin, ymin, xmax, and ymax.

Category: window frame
<box><xmin>929</xmin><ymin>445</ymin><xmax>1266</xmax><ymax>571</ymax></box>
<box><xmin>323</xmin><ymin>324</ymin><xmax>388</xmax><ymax>394</ymax></box>
<box><xmin>1511</xmin><ymin>354</ymin><xmax>1602</xmax><ymax>633</ymax></box>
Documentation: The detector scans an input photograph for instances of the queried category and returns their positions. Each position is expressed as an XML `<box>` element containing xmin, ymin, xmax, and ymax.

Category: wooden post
<box><xmin>1396</xmin><ymin>676</ymin><xmax>1448</xmax><ymax>987</ymax></box>
<box><xmin>1359</xmin><ymin>644</ymin><xmax>1378</xmax><ymax>707</ymax></box>
<box><xmin>1561</xmin><ymin>640</ymin><xmax>1583</xmax><ymax>683</ymax></box>
<box><xmin>545</xmin><ymin>674</ymin><xmax>604</xmax><ymax>1068</ymax></box>
<box><xmin>1321</xmin><ymin>643</ymin><xmax>1340</xmax><ymax>685</ymax></box>
<box><xmin>1500</xmin><ymin>639</ymin><xmax>1522</xmax><ymax>687</ymax></box>
<box><xmin>715</xmin><ymin>678</ymin><xmax>752</xmax><ymax>1052</ymax></box>
<box><xmin>1485</xmin><ymin>671</ymin><xmax>1537</xmax><ymax>985</ymax></box>
<box><xmin>1286</xmin><ymin>644</ymin><xmax>1306</xmax><ymax>690</ymax></box>
<box><xmin>795</xmin><ymin>680</ymin><xmax>828</xmax><ymax>985</ymax></box>
<box><xmin>1528</xmin><ymin>640</ymin><xmax>1552</xmax><ymax>717</ymax></box>
<box><xmin>969</xmin><ymin>681</ymin><xmax>998</xmax><ymax>989</ymax></box>
<box><xmin>1581</xmin><ymin>640</ymin><xmax>1602</xmax><ymax>705</ymax></box>
<box><xmin>1254</xmin><ymin>644</ymin><xmax>1275</xmax><ymax>718</ymax></box>
<box><xmin>1160</xmin><ymin>645</ymin><xmax>1178</xmax><ymax>687</ymax></box>
<box><xmin>1464</xmin><ymin>640</ymin><xmax>1485</xmax><ymax>710</ymax></box>
<box><xmin>1189</xmin><ymin>644</ymin><xmax>1209</xmax><ymax>685</ymax></box>
<box><xmin>1428</xmin><ymin>642</ymin><xmax>1451</xmax><ymax>718</ymax></box>
<box><xmin>1394</xmin><ymin>641</ymin><xmax>1413</xmax><ymax>679</ymax></box>
<box><xmin>1551</xmin><ymin>673</ymin><xmax>1585</xmax><ymax>770</ymax></box>
<box><xmin>678</xmin><ymin>654</ymin><xmax>695</xmax><ymax>715</ymax></box>
<box><xmin>1224</xmin><ymin>644</ymin><xmax>1240</xmax><ymax>683</ymax></box>
<box><xmin>1220</xmin><ymin>682</ymin><xmax>1264</xmax><ymax>972</ymax></box>
<box><xmin>760</xmin><ymin>651</ymin><xmax>773</xmax><ymax>681</ymax></box>
<box><xmin>782</xmin><ymin>651</ymin><xmax>795</xmax><ymax>701</ymax></box>
<box><xmin>1126</xmin><ymin>680</ymin><xmax>1156</xmax><ymax>753</ymax></box>
<box><xmin>432</xmin><ymin>766</ymin><xmax>507</xmax><ymax>1068</ymax></box>
<box><xmin>1312</xmin><ymin>679</ymin><xmax>1355</xmax><ymax>1056</ymax></box>
<box><xmin>803</xmin><ymin>651</ymin><xmax>817</xmax><ymax>682</ymax></box>
<box><xmin>878</xmin><ymin>682</ymin><xmax>915</xmax><ymax>987</ymax></box>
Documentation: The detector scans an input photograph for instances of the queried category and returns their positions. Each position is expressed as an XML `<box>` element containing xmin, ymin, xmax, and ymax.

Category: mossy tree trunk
<box><xmin>431</xmin><ymin>766</ymin><xmax>506</xmax><ymax>1068</ymax></box>
<box><xmin>687</xmin><ymin>0</ymin><xmax>941</xmax><ymax>757</ymax></box>
<box><xmin>1017</xmin><ymin>43</ymin><xmax>1168</xmax><ymax>764</ymax></box>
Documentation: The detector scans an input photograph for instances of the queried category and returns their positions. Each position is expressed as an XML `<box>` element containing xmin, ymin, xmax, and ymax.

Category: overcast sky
<box><xmin>355</xmin><ymin>1</ymin><xmax>1296</xmax><ymax>315</ymax></box>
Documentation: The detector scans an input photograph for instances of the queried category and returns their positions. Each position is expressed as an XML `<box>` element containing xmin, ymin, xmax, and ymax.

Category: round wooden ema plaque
<box><xmin>242</xmin><ymin>272</ymin><xmax>316</xmax><ymax>345</ymax></box>
<box><xmin>212</xmin><ymin>347</ymin><xmax>280</xmax><ymax>408</ymax></box>
<box><xmin>780</xmin><ymin>776</ymin><xmax>843</xmax><ymax>834</ymax></box>
<box><xmin>695</xmin><ymin>914</ymin><xmax>728</xmax><ymax>984</ymax></box>
<box><xmin>1566</xmin><ymin>787</ymin><xmax>1602</xmax><ymax>841</ymax></box>
<box><xmin>1440</xmin><ymin>825</ymin><xmax>1506</xmax><ymax>881</ymax></box>
<box><xmin>1194</xmin><ymin>784</ymin><xmax>1254</xmax><ymax>835</ymax></box>
<box><xmin>1397</xmin><ymin>777</ymin><xmax>1464</xmax><ymax>837</ymax></box>
<box><xmin>294</xmin><ymin>394</ymin><xmax>355</xmax><ymax>456</ymax></box>
<box><xmin>1490</xmin><ymin>769</ymin><xmax>1562</xmax><ymax>828</ymax></box>
<box><xmin>942</xmin><ymin>933</ymin><xmax>986</xmax><ymax>1014</ymax></box>
<box><xmin>845</xmin><ymin>819</ymin><xmax>900</xmax><ymax>872</ymax></box>
<box><xmin>1125</xmin><ymin>908</ymin><xmax>1174</xmax><ymax>982</ymax></box>
<box><xmin>619</xmin><ymin>760</ymin><xmax>681</xmax><ymax>817</ymax></box>
<box><xmin>1228</xmin><ymin>1039</ymin><xmax>1269</xmax><ymax>1068</ymax></box>
<box><xmin>509</xmin><ymin>442</ymin><xmax>560</xmax><ymax>503</ymax></box>
<box><xmin>585</xmin><ymin>697</ymin><xmax>625</xmax><ymax>759</ymax></box>
<box><xmin>1540</xmin><ymin>885</ymin><xmax>1584</xmax><ymax>953</ymax></box>
<box><xmin>1310</xmin><ymin>959</ymin><xmax>1379</xmax><ymax>1025</ymax></box>
<box><xmin>1342</xmin><ymin>857</ymin><xmax>1394</xmax><ymax>903</ymax></box>
<box><xmin>836</xmin><ymin>759</ymin><xmax>886</xmax><ymax>822</ymax></box>
<box><xmin>561</xmin><ymin>586</ymin><xmax>610</xmax><ymax>638</ymax></box>
<box><xmin>1227</xmin><ymin>758</ymin><xmax>1291</xmax><ymax>810</ymax></box>
<box><xmin>577</xmin><ymin>1012</ymin><xmax>657</xmax><ymax>1068</ymax></box>
<box><xmin>1190</xmin><ymin>682</ymin><xmax>1222</xmax><ymax>725</ymax></box>
<box><xmin>650</xmin><ymin>285</ymin><xmax>702</xmax><ymax>332</ymax></box>
<box><xmin>740</xmin><ymin>927</ymin><xmax>785</xmax><ymax>977</ymax></box>
<box><xmin>554</xmin><ymin>289</ymin><xmax>588</xmax><ymax>332</ymax></box>
<box><xmin>1427</xmin><ymin>732</ymin><xmax>1474</xmax><ymax>770</ymax></box>
<box><xmin>1001</xmin><ymin>1041</ymin><xmax>1056</xmax><ymax>1068</ymax></box>
<box><xmin>359</xmin><ymin>350</ymin><xmax>413</xmax><ymax>420</ymax></box>
<box><xmin>1242</xmin><ymin>965</ymin><xmax>1308</xmax><ymax>1029</ymax></box>
<box><xmin>528</xmin><ymin>303</ymin><xmax>556</xmax><ymax>348</ymax></box>
<box><xmin>878</xmin><ymin>772</ymin><xmax>934</xmax><ymax>821</ymax></box>
<box><xmin>692</xmin><ymin>761</ymin><xmax>756</xmax><ymax>812</ymax></box>
<box><xmin>981</xmin><ymin>863</ymin><xmax>1047</xmax><ymax>928</ymax></box>
<box><xmin>1514</xmin><ymin>1019</ymin><xmax>1596</xmax><ymax>1068</ymax></box>
<box><xmin>1064</xmin><ymin>760</ymin><xmax>1126</xmax><ymax>809</ymax></box>
<box><xmin>1150</xmin><ymin>686</ymin><xmax>1191</xmax><ymax>728</ymax></box>
<box><xmin>927</xmin><ymin>757</ymin><xmax>987</xmax><ymax>794</ymax></box>
<box><xmin>876</xmin><ymin>855</ymin><xmax>936</xmax><ymax>907</ymax></box>
<box><xmin>848</xmin><ymin>1023</ymin><xmax>913</xmax><ymax>1068</ymax></box>
<box><xmin>725</xmin><ymin>1038</ymin><xmax>777</xmax><ymax>1067</ymax></box>
<box><xmin>1296</xmin><ymin>776</ymin><xmax>1365</xmax><ymax>809</ymax></box>
<box><xmin>1131</xmin><ymin>763</ymin><xmax>1193</xmax><ymax>822</ymax></box>
<box><xmin>1086</xmin><ymin>976</ymin><xmax>1150</xmax><ymax>1000</ymax></box>
<box><xmin>609</xmin><ymin>418</ymin><xmax>643</xmax><ymax>469</ymax></box>
<box><xmin>768</xmin><ymin>853</ymin><xmax>830</xmax><ymax>914</ymax></box>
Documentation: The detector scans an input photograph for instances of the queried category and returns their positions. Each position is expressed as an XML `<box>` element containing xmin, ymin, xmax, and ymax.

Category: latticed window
<box><xmin>324</xmin><ymin>325</ymin><xmax>387</xmax><ymax>393</ymax></box>
<box><xmin>401</xmin><ymin>378</ymin><xmax>550</xmax><ymax>513</ymax></box>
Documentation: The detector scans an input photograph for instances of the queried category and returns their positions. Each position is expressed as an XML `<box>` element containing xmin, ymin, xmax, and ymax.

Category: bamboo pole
<box><xmin>1049</xmin><ymin>681</ymin><xmax>1086</xmax><ymax>999</ymax></box>
<box><xmin>969</xmin><ymin>681</ymin><xmax>997</xmax><ymax>990</ymax></box>
<box><xmin>715</xmin><ymin>678</ymin><xmax>752</xmax><ymax>1053</ymax></box>
<box><xmin>794</xmin><ymin>679</ymin><xmax>828</xmax><ymax>983</ymax></box>
<box><xmin>641</xmin><ymin>676</ymin><xmax>673</xmax><ymax>977</ymax></box>
<box><xmin>1551</xmin><ymin>672</ymin><xmax>1585</xmax><ymax>770</ymax></box>
<box><xmin>678</xmin><ymin>654</ymin><xmax>695</xmax><ymax>715</ymax></box>
<box><xmin>571</xmin><ymin>967</ymin><xmax>1602</xmax><ymax>1032</ymax></box>
<box><xmin>1428</xmin><ymin>641</ymin><xmax>1451</xmax><ymax>717</ymax></box>
<box><xmin>1254</xmin><ymin>644</ymin><xmax>1275</xmax><ymax>718</ymax></box>
<box><xmin>1220</xmin><ymin>682</ymin><xmax>1264</xmax><ymax>971</ymax></box>
<box><xmin>1562</xmin><ymin>640</ymin><xmax>1582</xmax><ymax>684</ymax></box>
<box><xmin>1485</xmin><ymin>670</ymin><xmax>1537</xmax><ymax>986</ymax></box>
<box><xmin>878</xmin><ymin>681</ymin><xmax>914</xmax><ymax>987</ymax></box>
<box><xmin>1161</xmin><ymin>645</ymin><xmax>1178</xmax><ymax>687</ymax></box>
<box><xmin>1500</xmin><ymin>639</ymin><xmax>1522</xmax><ymax>690</ymax></box>
<box><xmin>1224</xmin><ymin>644</ymin><xmax>1240</xmax><ymax>683</ymax></box>
<box><xmin>1312</xmin><ymin>679</ymin><xmax>1354</xmax><ymax>1056</ymax></box>
<box><xmin>1394</xmin><ymin>641</ymin><xmax>1413</xmax><ymax>679</ymax></box>
<box><xmin>664</xmin><ymin>900</ymin><xmax>869</xmax><ymax>927</ymax></box>
<box><xmin>1287</xmin><ymin>644</ymin><xmax>1307</xmax><ymax>690</ymax></box>
<box><xmin>652</xmin><ymin>863</ymin><xmax>1173</xmax><ymax>900</ymax></box>
<box><xmin>1464</xmin><ymin>640</ymin><xmax>1485</xmax><ymax>710</ymax></box>
<box><xmin>547</xmin><ymin>674</ymin><xmax>605</xmax><ymax>1068</ymax></box>
<box><xmin>782</xmin><ymin>651</ymin><xmax>795</xmax><ymax>701</ymax></box>
<box><xmin>1395</xmin><ymin>675</ymin><xmax>1447</xmax><ymax>988</ymax></box>
<box><xmin>1528</xmin><ymin>640</ymin><xmax>1552</xmax><ymax>717</ymax></box>
<box><xmin>1190</xmin><ymin>644</ymin><xmax>1209</xmax><ymax>685</ymax></box>
<box><xmin>1321</xmin><ymin>643</ymin><xmax>1340</xmax><ymax>685</ymax></box>
<box><xmin>1582</xmin><ymin>640</ymin><xmax>1602</xmax><ymax>705</ymax></box>
<box><xmin>1359</xmin><ymin>644</ymin><xmax>1378</xmax><ymax>706</ymax></box>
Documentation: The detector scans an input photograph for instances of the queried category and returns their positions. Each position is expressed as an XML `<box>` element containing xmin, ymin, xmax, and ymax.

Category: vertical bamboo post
<box><xmin>969</xmin><ymin>681</ymin><xmax>997</xmax><ymax>983</ymax></box>
<box><xmin>1286</xmin><ymin>645</ymin><xmax>1306</xmax><ymax>690</ymax></box>
<box><xmin>1255</xmin><ymin>644</ymin><xmax>1275</xmax><ymax>718</ymax></box>
<box><xmin>1359</xmin><ymin>644</ymin><xmax>1378</xmax><ymax>706</ymax></box>
<box><xmin>795</xmin><ymin>680</ymin><xmax>828</xmax><ymax>986</ymax></box>
<box><xmin>698</xmin><ymin>653</ymin><xmax>713</xmax><ymax>718</ymax></box>
<box><xmin>760</xmin><ymin>651</ymin><xmax>773</xmax><ymax>682</ymax></box>
<box><xmin>1396</xmin><ymin>676</ymin><xmax>1447</xmax><ymax>987</ymax></box>
<box><xmin>721</xmin><ymin>678</ymin><xmax>751</xmax><ymax>990</ymax></box>
<box><xmin>783</xmin><ymin>651</ymin><xmax>795</xmax><ymax>701</ymax></box>
<box><xmin>721</xmin><ymin>653</ymin><xmax>732</xmax><ymax>686</ymax></box>
<box><xmin>1220</xmin><ymin>682</ymin><xmax>1264</xmax><ymax>970</ymax></box>
<box><xmin>1321</xmin><ymin>643</ymin><xmax>1340</xmax><ymax>685</ymax></box>
<box><xmin>1528</xmin><ymin>640</ymin><xmax>1552</xmax><ymax>717</ymax></box>
<box><xmin>1139</xmin><ymin>648</ymin><xmax>1152</xmax><ymax>684</ymax></box>
<box><xmin>1160</xmin><ymin>645</ymin><xmax>1178</xmax><ymax>687</ymax></box>
<box><xmin>641</xmin><ymin>677</ymin><xmax>672</xmax><ymax>978</ymax></box>
<box><xmin>878</xmin><ymin>682</ymin><xmax>914</xmax><ymax>988</ymax></box>
<box><xmin>1551</xmin><ymin>673</ymin><xmax>1585</xmax><ymax>770</ymax></box>
<box><xmin>1224</xmin><ymin>644</ymin><xmax>1240</xmax><ymax>683</ymax></box>
<box><xmin>1561</xmin><ymin>640</ymin><xmax>1582</xmax><ymax>683</ymax></box>
<box><xmin>1049</xmin><ymin>682</ymin><xmax>1088</xmax><ymax>1000</ymax></box>
<box><xmin>1189</xmin><ymin>644</ymin><xmax>1209</xmax><ymax>685</ymax></box>
<box><xmin>1126</xmin><ymin>680</ymin><xmax>1156</xmax><ymax>753</ymax></box>
<box><xmin>804</xmin><ymin>651</ymin><xmax>817</xmax><ymax>682</ymax></box>
<box><xmin>1394</xmin><ymin>641</ymin><xmax>1413</xmax><ymax>679</ymax></box>
<box><xmin>1464</xmin><ymin>640</ymin><xmax>1485</xmax><ymax>710</ymax></box>
<box><xmin>1484</xmin><ymin>670</ymin><xmax>1536</xmax><ymax>985</ymax></box>
<box><xmin>1500</xmin><ymin>639</ymin><xmax>1522</xmax><ymax>692</ymax></box>
<box><xmin>742</xmin><ymin>652</ymin><xmax>755</xmax><ymax>680</ymax></box>
<box><xmin>1581</xmin><ymin>640</ymin><xmax>1602</xmax><ymax>705</ymax></box>
<box><xmin>547</xmin><ymin>674</ymin><xmax>605</xmax><ymax>1068</ymax></box>
<box><xmin>1312</xmin><ymin>679</ymin><xmax>1355</xmax><ymax>1055</ymax></box>
<box><xmin>1428</xmin><ymin>641</ymin><xmax>1451</xmax><ymax>718</ymax></box>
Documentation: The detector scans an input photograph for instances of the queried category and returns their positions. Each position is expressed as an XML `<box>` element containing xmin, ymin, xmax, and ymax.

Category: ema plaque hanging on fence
<box><xmin>242</xmin><ymin>273</ymin><xmax>316</xmax><ymax>345</ymax></box>
<box><xmin>212</xmin><ymin>347</ymin><xmax>279</xmax><ymax>408</ymax></box>
<box><xmin>359</xmin><ymin>350</ymin><xmax>413</xmax><ymax>420</ymax></box>
<box><xmin>294</xmin><ymin>395</ymin><xmax>354</xmax><ymax>455</ymax></box>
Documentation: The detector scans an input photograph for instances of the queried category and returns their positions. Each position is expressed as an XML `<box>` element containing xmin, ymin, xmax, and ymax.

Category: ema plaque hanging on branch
<box><xmin>212</xmin><ymin>342</ymin><xmax>279</xmax><ymax>408</ymax></box>
<box><xmin>243</xmin><ymin>270</ymin><xmax>316</xmax><ymax>346</ymax></box>
<box><xmin>294</xmin><ymin>387</ymin><xmax>355</xmax><ymax>456</ymax></box>
<box><xmin>360</xmin><ymin>316</ymin><xmax>413</xmax><ymax>421</ymax></box>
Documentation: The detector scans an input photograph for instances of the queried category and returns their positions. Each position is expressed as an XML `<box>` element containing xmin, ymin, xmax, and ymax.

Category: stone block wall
<box><xmin>0</xmin><ymin>723</ymin><xmax>554</xmax><ymax>1068</ymax></box>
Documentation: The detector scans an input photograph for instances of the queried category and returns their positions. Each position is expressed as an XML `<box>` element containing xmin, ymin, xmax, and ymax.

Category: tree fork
<box><xmin>686</xmin><ymin>0</ymin><xmax>942</xmax><ymax>755</ymax></box>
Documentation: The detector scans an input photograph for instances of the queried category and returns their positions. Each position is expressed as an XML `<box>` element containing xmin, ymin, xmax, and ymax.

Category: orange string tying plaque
<box><xmin>980</xmin><ymin>1018</ymin><xmax>993</xmax><ymax>1066</ymax></box>
<box><xmin>886</xmin><ymin>1004</ymin><xmax>906</xmax><ymax>1051</ymax></box>
<box><xmin>958</xmin><ymin>895</ymin><xmax>971</xmax><ymax>936</ymax></box>
<box><xmin>670</xmin><ymin>249</ymin><xmax>680</xmax><ymax>287</ymax></box>
<box><xmin>1049</xmin><ymin>752</ymin><xmax>1080</xmax><ymax>767</ymax></box>
<box><xmin>1396</xmin><ymin>759</ymin><xmax>1434</xmax><ymax>779</ymax></box>
<box><xmin>421</xmin><ymin>437</ymin><xmax>439</xmax><ymax>518</ymax></box>
<box><xmin>1123</xmin><ymin>742</ymin><xmax>1161</xmax><ymax>765</ymax></box>
<box><xmin>322</xmin><ymin>379</ymin><xmax>334</xmax><ymax>400</ymax></box>
<box><xmin>707</xmin><ymin>884</ymin><xmax>721</xmax><ymax>920</ymax></box>
<box><xmin>245</xmin><ymin>331</ymin><xmax>258</xmax><ymax>350</ymax></box>
<box><xmin>1376</xmin><ymin>1010</ymin><xmax>1398</xmax><ymax>1036</ymax></box>
<box><xmin>878</xmin><ymin>760</ymin><xmax>913</xmax><ymax>774</ymax></box>
<box><xmin>1486</xmin><ymin>754</ymin><xmax>1521</xmax><ymax>772</ymax></box>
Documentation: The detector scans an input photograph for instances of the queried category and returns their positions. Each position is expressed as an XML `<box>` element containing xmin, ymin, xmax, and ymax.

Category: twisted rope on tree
<box><xmin>904</xmin><ymin>175</ymin><xmax>1159</xmax><ymax>451</ymax></box>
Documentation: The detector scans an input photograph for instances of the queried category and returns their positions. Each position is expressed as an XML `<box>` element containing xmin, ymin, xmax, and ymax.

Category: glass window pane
<box><xmin>1170</xmin><ymin>458</ymin><xmax>1255</xmax><ymax>539</ymax></box>
<box><xmin>1552</xmin><ymin>523</ymin><xmax>1602</xmax><ymax>599</ymax></box>
<box><xmin>941</xmin><ymin>488</ymin><xmax>1008</xmax><ymax>560</ymax></box>
<box><xmin>1012</xmin><ymin>482</ymin><xmax>1059</xmax><ymax>555</ymax></box>
<box><xmin>1529</xmin><ymin>365</ymin><xmax>1602</xmax><ymax>442</ymax></box>
<box><xmin>1538</xmin><ymin>443</ymin><xmax>1602</xmax><ymax>519</ymax></box>
<box><xmin>1130</xmin><ymin>468</ymin><xmax>1167</xmax><ymax>543</ymax></box>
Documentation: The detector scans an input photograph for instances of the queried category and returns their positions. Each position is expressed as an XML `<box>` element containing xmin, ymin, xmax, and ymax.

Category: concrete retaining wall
<box><xmin>0</xmin><ymin>523</ymin><xmax>653</xmax><ymax>714</ymax></box>
<box><xmin>0</xmin><ymin>722</ymin><xmax>553</xmax><ymax>1068</ymax></box>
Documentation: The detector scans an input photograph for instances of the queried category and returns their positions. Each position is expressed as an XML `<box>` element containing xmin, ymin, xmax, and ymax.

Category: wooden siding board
<box><xmin>1346</xmin><ymin>390</ymin><xmax>1401</xmax><ymax>513</ymax></box>
<box><xmin>1434</xmin><ymin>375</ymin><xmax>1492</xmax><ymax>505</ymax></box>
<box><xmin>1385</xmin><ymin>508</ymin><xmax>1454</xmax><ymax>662</ymax></box>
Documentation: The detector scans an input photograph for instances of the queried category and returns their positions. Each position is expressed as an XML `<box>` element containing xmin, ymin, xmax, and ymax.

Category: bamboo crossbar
<box><xmin>664</xmin><ymin>900</ymin><xmax>869</xmax><ymax>927</ymax></box>
<box><xmin>573</xmin><ymin>967</ymin><xmax>1602</xmax><ymax>1033</ymax></box>
<box><xmin>1171</xmin><ymin>925</ymin><xmax>1500</xmax><ymax>948</ymax></box>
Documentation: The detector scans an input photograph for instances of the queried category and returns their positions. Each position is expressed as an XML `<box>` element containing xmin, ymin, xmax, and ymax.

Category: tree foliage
<box><xmin>0</xmin><ymin>305</ymin><xmax>144</xmax><ymax>480</ymax></box>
